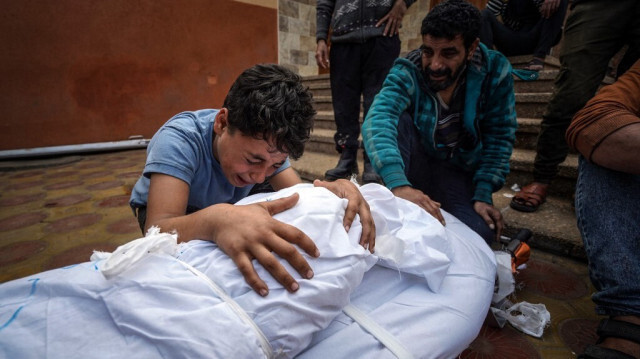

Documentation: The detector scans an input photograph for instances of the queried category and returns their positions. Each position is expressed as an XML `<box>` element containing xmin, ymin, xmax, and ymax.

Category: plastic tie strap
<box><xmin>343</xmin><ymin>304</ymin><xmax>414</xmax><ymax>359</ymax></box>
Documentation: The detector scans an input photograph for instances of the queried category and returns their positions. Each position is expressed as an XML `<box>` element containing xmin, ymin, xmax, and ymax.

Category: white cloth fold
<box><xmin>91</xmin><ymin>226</ymin><xmax>177</xmax><ymax>279</ymax></box>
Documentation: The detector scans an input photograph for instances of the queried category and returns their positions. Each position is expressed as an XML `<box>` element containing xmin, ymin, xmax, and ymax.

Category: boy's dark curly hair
<box><xmin>421</xmin><ymin>0</ymin><xmax>481</xmax><ymax>49</ymax></box>
<box><xmin>223</xmin><ymin>64</ymin><xmax>315</xmax><ymax>160</ymax></box>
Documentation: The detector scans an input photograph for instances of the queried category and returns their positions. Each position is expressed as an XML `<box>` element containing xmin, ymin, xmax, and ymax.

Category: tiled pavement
<box><xmin>0</xmin><ymin>149</ymin><xmax>603</xmax><ymax>358</ymax></box>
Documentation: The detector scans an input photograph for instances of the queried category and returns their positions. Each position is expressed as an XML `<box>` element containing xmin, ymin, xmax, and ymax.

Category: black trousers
<box><xmin>479</xmin><ymin>1</ymin><xmax>568</xmax><ymax>59</ymax></box>
<box><xmin>397</xmin><ymin>112</ymin><xmax>495</xmax><ymax>245</ymax></box>
<box><xmin>329</xmin><ymin>35</ymin><xmax>400</xmax><ymax>151</ymax></box>
<box><xmin>535</xmin><ymin>0</ymin><xmax>640</xmax><ymax>183</ymax></box>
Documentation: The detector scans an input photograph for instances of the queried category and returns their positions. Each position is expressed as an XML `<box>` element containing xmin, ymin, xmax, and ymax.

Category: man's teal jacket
<box><xmin>362</xmin><ymin>43</ymin><xmax>517</xmax><ymax>205</ymax></box>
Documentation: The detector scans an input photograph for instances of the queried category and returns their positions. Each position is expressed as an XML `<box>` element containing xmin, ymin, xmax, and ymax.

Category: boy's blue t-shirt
<box><xmin>129</xmin><ymin>109</ymin><xmax>291</xmax><ymax>211</ymax></box>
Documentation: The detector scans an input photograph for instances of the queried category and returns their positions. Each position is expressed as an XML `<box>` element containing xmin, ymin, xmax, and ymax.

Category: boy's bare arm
<box><xmin>145</xmin><ymin>173</ymin><xmax>319</xmax><ymax>297</ymax></box>
<box><xmin>268</xmin><ymin>167</ymin><xmax>302</xmax><ymax>190</ymax></box>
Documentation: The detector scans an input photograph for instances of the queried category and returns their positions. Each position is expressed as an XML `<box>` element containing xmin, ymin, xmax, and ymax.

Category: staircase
<box><xmin>292</xmin><ymin>55</ymin><xmax>585</xmax><ymax>261</ymax></box>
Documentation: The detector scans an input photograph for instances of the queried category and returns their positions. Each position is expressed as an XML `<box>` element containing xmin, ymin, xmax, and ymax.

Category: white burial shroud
<box><xmin>0</xmin><ymin>183</ymin><xmax>495</xmax><ymax>359</ymax></box>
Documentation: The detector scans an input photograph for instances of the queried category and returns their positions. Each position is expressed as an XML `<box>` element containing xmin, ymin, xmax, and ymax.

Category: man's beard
<box><xmin>422</xmin><ymin>61</ymin><xmax>467</xmax><ymax>92</ymax></box>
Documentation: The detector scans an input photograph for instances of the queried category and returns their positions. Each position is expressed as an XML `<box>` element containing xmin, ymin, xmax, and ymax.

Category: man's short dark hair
<box><xmin>421</xmin><ymin>0</ymin><xmax>481</xmax><ymax>49</ymax></box>
<box><xmin>223</xmin><ymin>64</ymin><xmax>315</xmax><ymax>160</ymax></box>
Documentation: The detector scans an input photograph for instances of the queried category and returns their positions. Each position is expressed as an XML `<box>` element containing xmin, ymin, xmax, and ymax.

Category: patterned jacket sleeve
<box><xmin>485</xmin><ymin>0</ymin><xmax>505</xmax><ymax>16</ymax></box>
<box><xmin>362</xmin><ymin>59</ymin><xmax>417</xmax><ymax>190</ymax></box>
<box><xmin>472</xmin><ymin>57</ymin><xmax>517</xmax><ymax>204</ymax></box>
<box><xmin>316</xmin><ymin>0</ymin><xmax>335</xmax><ymax>41</ymax></box>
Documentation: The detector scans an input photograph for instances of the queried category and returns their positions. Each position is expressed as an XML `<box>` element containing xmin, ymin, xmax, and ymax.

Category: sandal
<box><xmin>525</xmin><ymin>57</ymin><xmax>544</xmax><ymax>72</ymax></box>
<box><xmin>510</xmin><ymin>182</ymin><xmax>548</xmax><ymax>212</ymax></box>
<box><xmin>579</xmin><ymin>318</ymin><xmax>640</xmax><ymax>358</ymax></box>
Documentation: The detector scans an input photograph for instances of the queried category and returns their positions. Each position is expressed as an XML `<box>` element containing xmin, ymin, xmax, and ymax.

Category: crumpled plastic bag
<box><xmin>489</xmin><ymin>251</ymin><xmax>551</xmax><ymax>338</ymax></box>
<box><xmin>90</xmin><ymin>226</ymin><xmax>178</xmax><ymax>279</ymax></box>
<box><xmin>493</xmin><ymin>301</ymin><xmax>551</xmax><ymax>338</ymax></box>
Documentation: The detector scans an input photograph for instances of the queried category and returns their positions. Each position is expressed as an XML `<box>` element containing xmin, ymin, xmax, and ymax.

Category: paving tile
<box><xmin>0</xmin><ymin>148</ymin><xmax>603</xmax><ymax>357</ymax></box>
<box><xmin>45</xmin><ymin>213</ymin><xmax>103</xmax><ymax>233</ymax></box>
<box><xmin>44</xmin><ymin>242</ymin><xmax>116</xmax><ymax>271</ymax></box>
<box><xmin>0</xmin><ymin>240</ymin><xmax>48</xmax><ymax>267</ymax></box>
<box><xmin>43</xmin><ymin>193</ymin><xmax>92</xmax><ymax>207</ymax></box>
<box><xmin>461</xmin><ymin>325</ymin><xmax>542</xmax><ymax>358</ymax></box>
<box><xmin>0</xmin><ymin>212</ymin><xmax>48</xmax><ymax>231</ymax></box>
<box><xmin>515</xmin><ymin>258</ymin><xmax>589</xmax><ymax>300</ymax></box>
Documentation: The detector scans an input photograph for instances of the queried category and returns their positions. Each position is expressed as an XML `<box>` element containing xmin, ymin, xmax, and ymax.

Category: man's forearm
<box><xmin>590</xmin><ymin>123</ymin><xmax>640</xmax><ymax>174</ymax></box>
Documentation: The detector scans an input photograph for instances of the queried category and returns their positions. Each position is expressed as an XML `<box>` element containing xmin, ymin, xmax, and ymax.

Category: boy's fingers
<box><xmin>269</xmin><ymin>232</ymin><xmax>316</xmax><ymax>281</ymax></box>
<box><xmin>233</xmin><ymin>252</ymin><xmax>269</xmax><ymax>297</ymax></box>
<box><xmin>358</xmin><ymin>206</ymin><xmax>376</xmax><ymax>252</ymax></box>
<box><xmin>261</xmin><ymin>193</ymin><xmax>299</xmax><ymax>216</ymax></box>
<box><xmin>252</xmin><ymin>244</ymin><xmax>302</xmax><ymax>293</ymax></box>
<box><xmin>342</xmin><ymin>200</ymin><xmax>358</xmax><ymax>232</ymax></box>
<box><xmin>274</xmin><ymin>221</ymin><xmax>320</xmax><ymax>259</ymax></box>
<box><xmin>313</xmin><ymin>178</ymin><xmax>376</xmax><ymax>250</ymax></box>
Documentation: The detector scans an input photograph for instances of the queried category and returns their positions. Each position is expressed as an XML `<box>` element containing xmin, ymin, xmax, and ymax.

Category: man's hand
<box><xmin>313</xmin><ymin>179</ymin><xmax>376</xmax><ymax>252</ymax></box>
<box><xmin>391</xmin><ymin>186</ymin><xmax>446</xmax><ymax>226</ymax></box>
<box><xmin>473</xmin><ymin>201</ymin><xmax>503</xmax><ymax>241</ymax></box>
<box><xmin>376</xmin><ymin>0</ymin><xmax>408</xmax><ymax>36</ymax></box>
<box><xmin>539</xmin><ymin>0</ymin><xmax>560</xmax><ymax>18</ymax></box>
<box><xmin>315</xmin><ymin>39</ymin><xmax>330</xmax><ymax>69</ymax></box>
<box><xmin>209</xmin><ymin>193</ymin><xmax>320</xmax><ymax>297</ymax></box>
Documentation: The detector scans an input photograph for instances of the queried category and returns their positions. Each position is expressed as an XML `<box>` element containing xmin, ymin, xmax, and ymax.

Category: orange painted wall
<box><xmin>0</xmin><ymin>0</ymin><xmax>277</xmax><ymax>150</ymax></box>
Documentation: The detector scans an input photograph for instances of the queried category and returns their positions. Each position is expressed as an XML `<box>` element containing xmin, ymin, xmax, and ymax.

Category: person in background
<box><xmin>362</xmin><ymin>0</ymin><xmax>517</xmax><ymax>244</ymax></box>
<box><xmin>510</xmin><ymin>0</ymin><xmax>640</xmax><ymax>213</ymax></box>
<box><xmin>479</xmin><ymin>0</ymin><xmax>568</xmax><ymax>71</ymax></box>
<box><xmin>316</xmin><ymin>0</ymin><xmax>415</xmax><ymax>184</ymax></box>
<box><xmin>567</xmin><ymin>59</ymin><xmax>640</xmax><ymax>359</ymax></box>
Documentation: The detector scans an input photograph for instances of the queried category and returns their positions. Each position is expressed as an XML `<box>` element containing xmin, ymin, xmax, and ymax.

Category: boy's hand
<box><xmin>212</xmin><ymin>193</ymin><xmax>320</xmax><ymax>297</ymax></box>
<box><xmin>312</xmin><ymin>179</ymin><xmax>376</xmax><ymax>252</ymax></box>
<box><xmin>391</xmin><ymin>185</ymin><xmax>446</xmax><ymax>226</ymax></box>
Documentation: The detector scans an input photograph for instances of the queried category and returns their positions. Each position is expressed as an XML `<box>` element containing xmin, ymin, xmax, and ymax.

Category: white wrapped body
<box><xmin>0</xmin><ymin>184</ymin><xmax>495</xmax><ymax>359</ymax></box>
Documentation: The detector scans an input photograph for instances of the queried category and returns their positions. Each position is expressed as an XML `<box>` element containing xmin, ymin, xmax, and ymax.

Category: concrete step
<box><xmin>515</xmin><ymin>92</ymin><xmax>552</xmax><ymax>118</ymax></box>
<box><xmin>494</xmin><ymin>186</ymin><xmax>584</xmax><ymax>260</ymax></box>
<box><xmin>514</xmin><ymin>117</ymin><xmax>578</xmax><ymax>152</ymax></box>
<box><xmin>314</xmin><ymin>111</ymin><xmax>337</xmax><ymax>130</ymax></box>
<box><xmin>514</xmin><ymin>70</ymin><xmax>556</xmax><ymax>93</ymax></box>
<box><xmin>506</xmin><ymin>148</ymin><xmax>578</xmax><ymax>198</ymax></box>
<box><xmin>515</xmin><ymin>117</ymin><xmax>541</xmax><ymax>150</ymax></box>
<box><xmin>291</xmin><ymin>148</ymin><xmax>368</xmax><ymax>184</ymax></box>
<box><xmin>306</xmin><ymin>128</ymin><xmax>578</xmax><ymax>198</ymax></box>
<box><xmin>302</xmin><ymin>73</ymin><xmax>330</xmax><ymax>86</ymax></box>
<box><xmin>310</xmin><ymin>92</ymin><xmax>552</xmax><ymax>118</ymax></box>
<box><xmin>303</xmin><ymin>70</ymin><xmax>558</xmax><ymax>96</ymax></box>
<box><xmin>508</xmin><ymin>54</ymin><xmax>561</xmax><ymax>69</ymax></box>
<box><xmin>291</xmin><ymin>150</ymin><xmax>584</xmax><ymax>261</ymax></box>
<box><xmin>307</xmin><ymin>82</ymin><xmax>332</xmax><ymax>97</ymax></box>
<box><xmin>307</xmin><ymin>127</ymin><xmax>342</xmax><ymax>154</ymax></box>
<box><xmin>314</xmin><ymin>113</ymin><xmax>543</xmax><ymax>152</ymax></box>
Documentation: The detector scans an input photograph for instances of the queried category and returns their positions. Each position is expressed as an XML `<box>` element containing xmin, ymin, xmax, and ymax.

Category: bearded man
<box><xmin>362</xmin><ymin>0</ymin><xmax>517</xmax><ymax>245</ymax></box>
